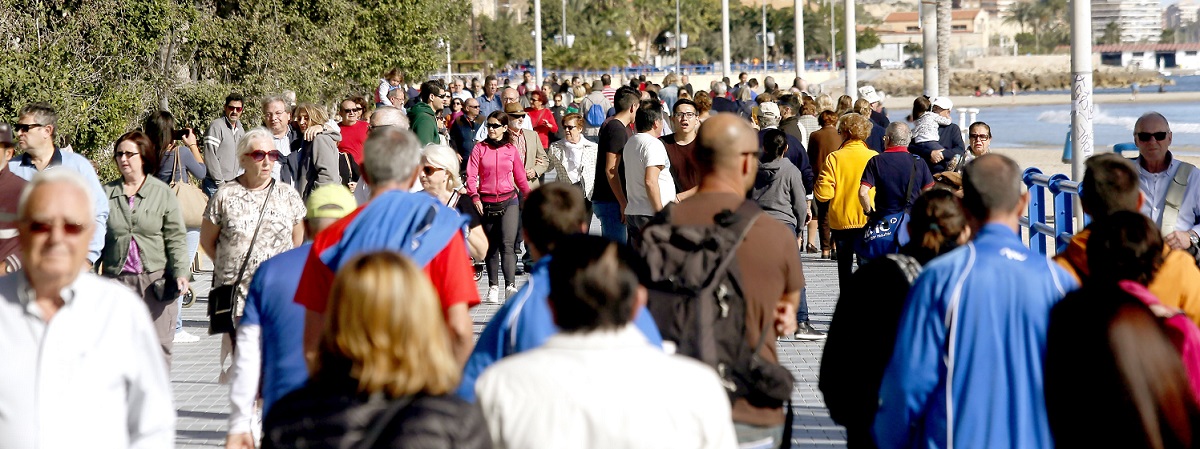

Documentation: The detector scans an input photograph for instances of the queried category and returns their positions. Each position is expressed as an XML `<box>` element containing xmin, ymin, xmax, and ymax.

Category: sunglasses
<box><xmin>486</xmin><ymin>123</ymin><xmax>505</xmax><ymax>129</ymax></box>
<box><xmin>225</xmin><ymin>105</ymin><xmax>244</xmax><ymax>112</ymax></box>
<box><xmin>968</xmin><ymin>134</ymin><xmax>990</xmax><ymax>141</ymax></box>
<box><xmin>1137</xmin><ymin>131</ymin><xmax>1168</xmax><ymax>142</ymax></box>
<box><xmin>422</xmin><ymin>166</ymin><xmax>444</xmax><ymax>176</ymax></box>
<box><xmin>114</xmin><ymin>151</ymin><xmax>140</xmax><ymax>159</ymax></box>
<box><xmin>13</xmin><ymin>123</ymin><xmax>46</xmax><ymax>133</ymax></box>
<box><xmin>248</xmin><ymin>150</ymin><xmax>283</xmax><ymax>162</ymax></box>
<box><xmin>342</xmin><ymin>107</ymin><xmax>364</xmax><ymax>113</ymax></box>
<box><xmin>27</xmin><ymin>219</ymin><xmax>87</xmax><ymax>235</ymax></box>
<box><xmin>564</xmin><ymin>125</ymin><xmax>581</xmax><ymax>130</ymax></box>
<box><xmin>439</xmin><ymin>94</ymin><xmax>451</xmax><ymax>99</ymax></box>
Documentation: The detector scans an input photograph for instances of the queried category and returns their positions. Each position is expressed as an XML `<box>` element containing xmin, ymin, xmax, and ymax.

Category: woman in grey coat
<box><xmin>752</xmin><ymin>128</ymin><xmax>808</xmax><ymax>235</ymax></box>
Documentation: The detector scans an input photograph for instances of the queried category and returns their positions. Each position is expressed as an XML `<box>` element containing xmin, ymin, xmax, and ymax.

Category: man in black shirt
<box><xmin>592</xmin><ymin>88</ymin><xmax>640</xmax><ymax>244</ymax></box>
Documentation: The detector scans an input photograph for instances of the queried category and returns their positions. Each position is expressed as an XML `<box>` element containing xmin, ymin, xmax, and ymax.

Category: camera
<box><xmin>173</xmin><ymin>127</ymin><xmax>193</xmax><ymax>140</ymax></box>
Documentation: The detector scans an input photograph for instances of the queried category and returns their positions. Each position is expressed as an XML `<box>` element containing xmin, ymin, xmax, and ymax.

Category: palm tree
<box><xmin>937</xmin><ymin>0</ymin><xmax>950</xmax><ymax>95</ymax></box>
<box><xmin>1004</xmin><ymin>0</ymin><xmax>1035</xmax><ymax>35</ymax></box>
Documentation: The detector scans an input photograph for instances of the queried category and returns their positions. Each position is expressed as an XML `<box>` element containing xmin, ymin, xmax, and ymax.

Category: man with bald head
<box><xmin>649</xmin><ymin>113</ymin><xmax>802</xmax><ymax>446</ymax></box>
<box><xmin>875</xmin><ymin>154</ymin><xmax>1077</xmax><ymax>449</ymax></box>
<box><xmin>370</xmin><ymin>105</ymin><xmax>409</xmax><ymax>129</ymax></box>
<box><xmin>474</xmin><ymin>87</ymin><xmax>533</xmax><ymax>142</ymax></box>
<box><xmin>1132</xmin><ymin>112</ymin><xmax>1200</xmax><ymax>251</ymax></box>
<box><xmin>0</xmin><ymin>170</ymin><xmax>174</xmax><ymax>447</ymax></box>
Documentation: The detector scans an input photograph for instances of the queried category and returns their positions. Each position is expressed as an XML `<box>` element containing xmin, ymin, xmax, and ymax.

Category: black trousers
<box><xmin>831</xmin><ymin>228</ymin><xmax>862</xmax><ymax>293</ymax></box>
<box><xmin>483</xmin><ymin>197</ymin><xmax>520</xmax><ymax>287</ymax></box>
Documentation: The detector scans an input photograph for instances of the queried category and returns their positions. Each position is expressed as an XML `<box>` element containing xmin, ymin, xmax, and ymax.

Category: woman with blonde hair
<box><xmin>813</xmin><ymin>113</ymin><xmax>877</xmax><ymax>289</ymax></box>
<box><xmin>291</xmin><ymin>103</ymin><xmax>344</xmax><ymax>196</ymax></box>
<box><xmin>836</xmin><ymin>94</ymin><xmax>854</xmax><ymax>116</ymax></box>
<box><xmin>816</xmin><ymin>94</ymin><xmax>835</xmax><ymax>113</ymax></box>
<box><xmin>421</xmin><ymin>144</ymin><xmax>488</xmax><ymax>261</ymax></box>
<box><xmin>262</xmin><ymin>251</ymin><xmax>491</xmax><ymax>448</ymax></box>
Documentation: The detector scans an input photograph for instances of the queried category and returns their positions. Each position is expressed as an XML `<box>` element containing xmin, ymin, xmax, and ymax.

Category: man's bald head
<box><xmin>962</xmin><ymin>153</ymin><xmax>1024</xmax><ymax>222</ymax></box>
<box><xmin>695</xmin><ymin>113</ymin><xmax>759</xmax><ymax>192</ymax></box>
<box><xmin>501</xmin><ymin>87</ymin><xmax>520</xmax><ymax>104</ymax></box>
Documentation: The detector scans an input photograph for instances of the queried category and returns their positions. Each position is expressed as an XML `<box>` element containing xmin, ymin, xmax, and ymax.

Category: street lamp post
<box><xmin>762</xmin><ymin>0</ymin><xmax>768</xmax><ymax>78</ymax></box>
<box><xmin>795</xmin><ymin>0</ymin><xmax>804</xmax><ymax>79</ymax></box>
<box><xmin>676</xmin><ymin>0</ymin><xmax>682</xmax><ymax>75</ymax></box>
<box><xmin>846</xmin><ymin>0</ymin><xmax>856</xmax><ymax>98</ymax></box>
<box><xmin>534</xmin><ymin>0</ymin><xmax>543</xmax><ymax>86</ymax></box>
<box><xmin>722</xmin><ymin>0</ymin><xmax>731</xmax><ymax>78</ymax></box>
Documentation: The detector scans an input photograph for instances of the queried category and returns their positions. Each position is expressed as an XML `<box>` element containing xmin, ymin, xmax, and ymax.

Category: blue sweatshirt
<box><xmin>874</xmin><ymin>224</ymin><xmax>1077</xmax><ymax>449</ymax></box>
<box><xmin>456</xmin><ymin>256</ymin><xmax>664</xmax><ymax>402</ymax></box>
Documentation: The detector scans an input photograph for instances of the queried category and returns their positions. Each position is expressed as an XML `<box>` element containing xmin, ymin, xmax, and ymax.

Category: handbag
<box><xmin>207</xmin><ymin>180</ymin><xmax>276</xmax><ymax>336</ymax></box>
<box><xmin>170</xmin><ymin>150</ymin><xmax>209</xmax><ymax>228</ymax></box>
<box><xmin>855</xmin><ymin>156</ymin><xmax>920</xmax><ymax>262</ymax></box>
<box><xmin>151</xmin><ymin>275</ymin><xmax>181</xmax><ymax>303</ymax></box>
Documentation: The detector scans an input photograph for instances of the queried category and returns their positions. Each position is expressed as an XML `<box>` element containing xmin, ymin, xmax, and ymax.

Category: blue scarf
<box><xmin>319</xmin><ymin>190</ymin><xmax>468</xmax><ymax>270</ymax></box>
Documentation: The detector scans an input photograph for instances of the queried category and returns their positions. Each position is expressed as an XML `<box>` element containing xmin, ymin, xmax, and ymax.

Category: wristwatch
<box><xmin>1190</xmin><ymin>230</ymin><xmax>1199</xmax><ymax>248</ymax></box>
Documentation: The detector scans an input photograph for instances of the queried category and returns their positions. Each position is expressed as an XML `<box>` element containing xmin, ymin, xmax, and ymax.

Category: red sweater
<box><xmin>525</xmin><ymin>107</ymin><xmax>558</xmax><ymax>149</ymax></box>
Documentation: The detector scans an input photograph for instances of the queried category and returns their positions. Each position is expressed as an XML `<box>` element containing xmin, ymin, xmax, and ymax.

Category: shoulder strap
<box><xmin>170</xmin><ymin>149</ymin><xmax>183</xmax><ymax>187</ymax></box>
<box><xmin>231</xmin><ymin>180</ymin><xmax>276</xmax><ymax>288</ymax></box>
<box><xmin>355</xmin><ymin>394</ymin><xmax>421</xmax><ymax>449</ymax></box>
<box><xmin>902</xmin><ymin>155</ymin><xmax>921</xmax><ymax>210</ymax></box>
<box><xmin>1163</xmin><ymin>162</ymin><xmax>1195</xmax><ymax>234</ymax></box>
<box><xmin>696</xmin><ymin>201</ymin><xmax>761</xmax><ymax>366</ymax></box>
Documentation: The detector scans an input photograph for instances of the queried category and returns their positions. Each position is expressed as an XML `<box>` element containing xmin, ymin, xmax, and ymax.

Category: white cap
<box><xmin>759</xmin><ymin>102</ymin><xmax>780</xmax><ymax>118</ymax></box>
<box><xmin>931</xmin><ymin>96</ymin><xmax>953</xmax><ymax>111</ymax></box>
<box><xmin>858</xmin><ymin>85</ymin><xmax>881</xmax><ymax>104</ymax></box>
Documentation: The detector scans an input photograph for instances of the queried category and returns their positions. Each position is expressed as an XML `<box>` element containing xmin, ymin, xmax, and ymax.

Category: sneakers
<box><xmin>485</xmin><ymin>285</ymin><xmax>501</xmax><ymax>304</ymax></box>
<box><xmin>174</xmin><ymin>330</ymin><xmax>201</xmax><ymax>343</ymax></box>
<box><xmin>505</xmin><ymin>285</ymin><xmax>519</xmax><ymax>298</ymax></box>
<box><xmin>793</xmin><ymin>321</ymin><xmax>827</xmax><ymax>340</ymax></box>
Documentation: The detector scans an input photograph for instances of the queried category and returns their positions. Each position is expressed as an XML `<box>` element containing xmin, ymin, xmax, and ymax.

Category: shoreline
<box><xmin>880</xmin><ymin>91</ymin><xmax>1200</xmax><ymax>109</ymax></box>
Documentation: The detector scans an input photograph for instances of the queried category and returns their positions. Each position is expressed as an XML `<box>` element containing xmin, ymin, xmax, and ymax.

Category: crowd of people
<box><xmin>3</xmin><ymin>66</ymin><xmax>1200</xmax><ymax>449</ymax></box>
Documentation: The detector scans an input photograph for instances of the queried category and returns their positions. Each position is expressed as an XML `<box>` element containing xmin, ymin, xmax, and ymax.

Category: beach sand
<box><xmin>880</xmin><ymin>91</ymin><xmax>1200</xmax><ymax>110</ymax></box>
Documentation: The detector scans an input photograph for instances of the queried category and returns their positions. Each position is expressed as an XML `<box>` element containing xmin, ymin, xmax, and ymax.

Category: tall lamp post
<box><xmin>845</xmin><ymin>0</ymin><xmax>856</xmax><ymax>98</ymax></box>
<box><xmin>795</xmin><ymin>0</ymin><xmax>804</xmax><ymax>79</ymax></box>
<box><xmin>534</xmin><ymin>0</ymin><xmax>544</xmax><ymax>86</ymax></box>
<box><xmin>1070</xmin><ymin>0</ymin><xmax>1094</xmax><ymax>228</ymax></box>
<box><xmin>676</xmin><ymin>0</ymin><xmax>682</xmax><ymax>75</ymax></box>
<box><xmin>722</xmin><ymin>0</ymin><xmax>731</xmax><ymax>78</ymax></box>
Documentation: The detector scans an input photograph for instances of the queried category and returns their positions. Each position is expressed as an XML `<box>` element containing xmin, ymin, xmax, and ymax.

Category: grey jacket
<box><xmin>293</xmin><ymin>131</ymin><xmax>340</xmax><ymax>198</ymax></box>
<box><xmin>751</xmin><ymin>158</ymin><xmax>808</xmax><ymax>231</ymax></box>
<box><xmin>203</xmin><ymin>117</ymin><xmax>244</xmax><ymax>183</ymax></box>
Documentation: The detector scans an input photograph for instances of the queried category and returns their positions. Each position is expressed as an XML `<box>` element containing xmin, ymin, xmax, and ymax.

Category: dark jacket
<box><xmin>866</xmin><ymin>123</ymin><xmax>886</xmax><ymax>153</ymax></box>
<box><xmin>906</xmin><ymin>123</ymin><xmax>966</xmax><ymax>175</ymax></box>
<box><xmin>870</xmin><ymin>109</ymin><xmax>890</xmax><ymax>129</ymax></box>
<box><xmin>711</xmin><ymin>96</ymin><xmax>740</xmax><ymax>115</ymax></box>
<box><xmin>451</xmin><ymin>115</ymin><xmax>482</xmax><ymax>164</ymax></box>
<box><xmin>819</xmin><ymin>251</ymin><xmax>927</xmax><ymax>448</ymax></box>
<box><xmin>263</xmin><ymin>376</ymin><xmax>492</xmax><ymax>449</ymax></box>
<box><xmin>409</xmin><ymin>102</ymin><xmax>440</xmax><ymax>146</ymax></box>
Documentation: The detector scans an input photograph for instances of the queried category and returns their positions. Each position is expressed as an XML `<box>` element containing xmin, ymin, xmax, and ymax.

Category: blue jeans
<box><xmin>176</xmin><ymin>228</ymin><xmax>200</xmax><ymax>333</ymax></box>
<box><xmin>593</xmin><ymin>201</ymin><xmax>627</xmax><ymax>244</ymax></box>
<box><xmin>785</xmin><ymin>224</ymin><xmax>811</xmax><ymax>323</ymax></box>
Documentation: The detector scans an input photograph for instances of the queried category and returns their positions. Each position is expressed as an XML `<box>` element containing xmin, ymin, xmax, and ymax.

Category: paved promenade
<box><xmin>172</xmin><ymin>251</ymin><xmax>847</xmax><ymax>448</ymax></box>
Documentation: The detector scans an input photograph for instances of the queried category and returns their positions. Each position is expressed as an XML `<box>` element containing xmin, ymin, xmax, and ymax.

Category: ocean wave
<box><xmin>1037</xmin><ymin>108</ymin><xmax>1200</xmax><ymax>133</ymax></box>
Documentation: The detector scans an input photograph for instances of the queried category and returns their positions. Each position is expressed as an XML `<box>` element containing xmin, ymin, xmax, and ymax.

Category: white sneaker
<box><xmin>486</xmin><ymin>286</ymin><xmax>500</xmax><ymax>304</ymax></box>
<box><xmin>173</xmin><ymin>330</ymin><xmax>201</xmax><ymax>343</ymax></box>
<box><xmin>505</xmin><ymin>285</ymin><xmax>519</xmax><ymax>299</ymax></box>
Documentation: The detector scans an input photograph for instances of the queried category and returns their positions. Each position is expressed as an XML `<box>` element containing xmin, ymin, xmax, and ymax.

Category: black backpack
<box><xmin>638</xmin><ymin>200</ymin><xmax>795</xmax><ymax>408</ymax></box>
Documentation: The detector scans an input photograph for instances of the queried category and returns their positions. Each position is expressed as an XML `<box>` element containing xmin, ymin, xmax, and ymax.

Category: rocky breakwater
<box><xmin>868</xmin><ymin>69</ymin><xmax>1167</xmax><ymax>97</ymax></box>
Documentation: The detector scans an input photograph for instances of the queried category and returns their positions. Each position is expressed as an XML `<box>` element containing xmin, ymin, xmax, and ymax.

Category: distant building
<box><xmin>981</xmin><ymin>0</ymin><xmax>1016</xmax><ymax>19</ymax></box>
<box><xmin>1164</xmin><ymin>1</ymin><xmax>1199</xmax><ymax>29</ymax></box>
<box><xmin>1094</xmin><ymin>43</ymin><xmax>1200</xmax><ymax>69</ymax></box>
<box><xmin>871</xmin><ymin>9</ymin><xmax>990</xmax><ymax>62</ymax></box>
<box><xmin>474</xmin><ymin>0</ymin><xmax>530</xmax><ymax>21</ymax></box>
<box><xmin>1092</xmin><ymin>0</ymin><xmax>1162</xmax><ymax>44</ymax></box>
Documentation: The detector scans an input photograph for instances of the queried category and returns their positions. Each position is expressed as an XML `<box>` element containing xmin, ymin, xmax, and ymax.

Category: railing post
<box><xmin>1049</xmin><ymin>174</ymin><xmax>1072</xmax><ymax>253</ymax></box>
<box><xmin>1023</xmin><ymin>168</ymin><xmax>1047</xmax><ymax>254</ymax></box>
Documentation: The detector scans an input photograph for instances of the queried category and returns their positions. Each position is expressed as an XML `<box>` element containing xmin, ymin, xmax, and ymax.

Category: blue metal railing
<box><xmin>1019</xmin><ymin>167</ymin><xmax>1085</xmax><ymax>255</ymax></box>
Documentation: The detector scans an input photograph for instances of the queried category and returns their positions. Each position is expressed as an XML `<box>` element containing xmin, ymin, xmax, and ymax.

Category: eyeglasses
<box><xmin>342</xmin><ymin>107</ymin><xmax>364</xmax><ymax>113</ymax></box>
<box><xmin>248</xmin><ymin>150</ymin><xmax>283</xmax><ymax>162</ymax></box>
<box><xmin>114</xmin><ymin>151</ymin><xmax>140</xmax><ymax>159</ymax></box>
<box><xmin>26</xmin><ymin>219</ymin><xmax>87</xmax><ymax>235</ymax></box>
<box><xmin>265</xmin><ymin>111</ymin><xmax>289</xmax><ymax>118</ymax></box>
<box><xmin>13</xmin><ymin>123</ymin><xmax>46</xmax><ymax>133</ymax></box>
<box><xmin>677</xmin><ymin>112</ymin><xmax>698</xmax><ymax>119</ymax></box>
<box><xmin>225</xmin><ymin>105</ymin><xmax>244</xmax><ymax>112</ymax></box>
<box><xmin>486</xmin><ymin>123</ymin><xmax>505</xmax><ymax>129</ymax></box>
<box><xmin>1137</xmin><ymin>131</ymin><xmax>1169</xmax><ymax>142</ymax></box>
<box><xmin>968</xmin><ymin>134</ymin><xmax>990</xmax><ymax>141</ymax></box>
<box><xmin>422</xmin><ymin>166</ymin><xmax>444</xmax><ymax>176</ymax></box>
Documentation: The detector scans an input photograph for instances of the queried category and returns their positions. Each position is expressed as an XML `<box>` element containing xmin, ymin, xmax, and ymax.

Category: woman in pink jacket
<box><xmin>467</xmin><ymin>110</ymin><xmax>533</xmax><ymax>304</ymax></box>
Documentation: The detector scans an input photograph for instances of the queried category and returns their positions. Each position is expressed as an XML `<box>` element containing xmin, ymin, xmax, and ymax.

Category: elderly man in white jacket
<box><xmin>476</xmin><ymin>235</ymin><xmax>737</xmax><ymax>449</ymax></box>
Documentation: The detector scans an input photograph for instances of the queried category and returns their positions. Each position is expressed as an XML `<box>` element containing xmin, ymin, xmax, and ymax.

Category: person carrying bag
<box><xmin>208</xmin><ymin>180</ymin><xmax>275</xmax><ymax>335</ymax></box>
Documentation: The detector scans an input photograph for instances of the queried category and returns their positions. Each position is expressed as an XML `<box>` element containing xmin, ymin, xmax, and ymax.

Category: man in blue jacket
<box><xmin>874</xmin><ymin>154</ymin><xmax>1078</xmax><ymax>449</ymax></box>
<box><xmin>457</xmin><ymin>183</ymin><xmax>662</xmax><ymax>402</ymax></box>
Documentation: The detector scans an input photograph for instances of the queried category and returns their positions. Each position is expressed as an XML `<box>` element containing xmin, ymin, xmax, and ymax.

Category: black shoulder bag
<box><xmin>207</xmin><ymin>179</ymin><xmax>275</xmax><ymax>335</ymax></box>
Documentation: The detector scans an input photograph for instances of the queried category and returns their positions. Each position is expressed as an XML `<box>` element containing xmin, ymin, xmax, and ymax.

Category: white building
<box><xmin>1093</xmin><ymin>0</ymin><xmax>1163</xmax><ymax>43</ymax></box>
<box><xmin>981</xmin><ymin>0</ymin><xmax>1015</xmax><ymax>19</ymax></box>
<box><xmin>1095</xmin><ymin>43</ymin><xmax>1200</xmax><ymax>69</ymax></box>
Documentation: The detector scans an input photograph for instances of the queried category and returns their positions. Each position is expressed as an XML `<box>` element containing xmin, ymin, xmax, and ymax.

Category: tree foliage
<box><xmin>0</xmin><ymin>0</ymin><xmax>463</xmax><ymax>177</ymax></box>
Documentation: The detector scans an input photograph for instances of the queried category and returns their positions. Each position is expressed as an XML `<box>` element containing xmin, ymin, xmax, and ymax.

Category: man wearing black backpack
<box><xmin>639</xmin><ymin>113</ymin><xmax>803</xmax><ymax>447</ymax></box>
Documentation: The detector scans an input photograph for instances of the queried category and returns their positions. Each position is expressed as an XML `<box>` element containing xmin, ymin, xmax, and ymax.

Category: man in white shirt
<box><xmin>0</xmin><ymin>170</ymin><xmax>174</xmax><ymax>448</ymax></box>
<box><xmin>622</xmin><ymin>101</ymin><xmax>677</xmax><ymax>245</ymax></box>
<box><xmin>476</xmin><ymin>235</ymin><xmax>736</xmax><ymax>449</ymax></box>
<box><xmin>475</xmin><ymin>87</ymin><xmax>535</xmax><ymax>141</ymax></box>
<box><xmin>1132</xmin><ymin>112</ymin><xmax>1200</xmax><ymax>252</ymax></box>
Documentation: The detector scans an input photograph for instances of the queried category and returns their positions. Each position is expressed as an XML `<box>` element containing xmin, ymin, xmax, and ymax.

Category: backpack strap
<box><xmin>1163</xmin><ymin>162</ymin><xmax>1195</xmax><ymax>235</ymax></box>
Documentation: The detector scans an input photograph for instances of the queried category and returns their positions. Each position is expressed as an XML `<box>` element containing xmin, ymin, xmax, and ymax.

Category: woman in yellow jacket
<box><xmin>814</xmin><ymin>113</ymin><xmax>877</xmax><ymax>289</ymax></box>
